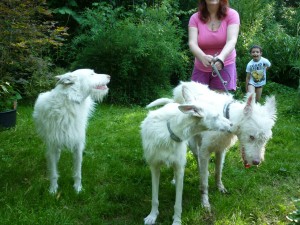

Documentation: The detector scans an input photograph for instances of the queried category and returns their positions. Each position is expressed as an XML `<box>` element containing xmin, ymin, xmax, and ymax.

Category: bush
<box><xmin>23</xmin><ymin>67</ymin><xmax>66</xmax><ymax>100</ymax></box>
<box><xmin>0</xmin><ymin>0</ymin><xmax>68</xmax><ymax>98</ymax></box>
<box><xmin>71</xmin><ymin>3</ymin><xmax>189</xmax><ymax>105</ymax></box>
<box><xmin>233</xmin><ymin>0</ymin><xmax>300</xmax><ymax>88</ymax></box>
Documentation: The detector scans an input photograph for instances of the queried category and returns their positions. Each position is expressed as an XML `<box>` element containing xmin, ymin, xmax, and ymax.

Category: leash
<box><xmin>211</xmin><ymin>56</ymin><xmax>230</xmax><ymax>95</ymax></box>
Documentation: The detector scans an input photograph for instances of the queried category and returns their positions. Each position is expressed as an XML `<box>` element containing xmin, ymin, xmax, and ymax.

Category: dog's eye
<box><xmin>249</xmin><ymin>135</ymin><xmax>255</xmax><ymax>141</ymax></box>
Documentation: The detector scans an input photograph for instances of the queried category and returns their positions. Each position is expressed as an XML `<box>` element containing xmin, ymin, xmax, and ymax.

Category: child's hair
<box><xmin>249</xmin><ymin>45</ymin><xmax>262</xmax><ymax>53</ymax></box>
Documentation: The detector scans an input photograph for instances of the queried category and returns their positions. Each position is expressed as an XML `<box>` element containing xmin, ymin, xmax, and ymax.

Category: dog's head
<box><xmin>55</xmin><ymin>69</ymin><xmax>110</xmax><ymax>103</ymax></box>
<box><xmin>179</xmin><ymin>86</ymin><xmax>233</xmax><ymax>133</ymax></box>
<box><xmin>178</xmin><ymin>103</ymin><xmax>233</xmax><ymax>135</ymax></box>
<box><xmin>235</xmin><ymin>93</ymin><xmax>277</xmax><ymax>168</ymax></box>
<box><xmin>173</xmin><ymin>81</ymin><xmax>210</xmax><ymax>104</ymax></box>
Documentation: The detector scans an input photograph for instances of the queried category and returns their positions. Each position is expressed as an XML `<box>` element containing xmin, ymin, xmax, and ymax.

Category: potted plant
<box><xmin>0</xmin><ymin>81</ymin><xmax>22</xmax><ymax>129</ymax></box>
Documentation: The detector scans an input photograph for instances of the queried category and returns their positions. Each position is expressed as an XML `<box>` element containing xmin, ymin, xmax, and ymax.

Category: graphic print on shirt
<box><xmin>249</xmin><ymin>63</ymin><xmax>265</xmax><ymax>83</ymax></box>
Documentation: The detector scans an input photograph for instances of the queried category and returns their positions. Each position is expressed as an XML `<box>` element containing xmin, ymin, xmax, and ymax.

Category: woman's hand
<box><xmin>200</xmin><ymin>54</ymin><xmax>214</xmax><ymax>67</ymax></box>
<box><xmin>211</xmin><ymin>57</ymin><xmax>224</xmax><ymax>70</ymax></box>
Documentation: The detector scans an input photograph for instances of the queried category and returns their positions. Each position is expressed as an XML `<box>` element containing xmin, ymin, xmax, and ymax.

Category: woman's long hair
<box><xmin>198</xmin><ymin>0</ymin><xmax>229</xmax><ymax>23</ymax></box>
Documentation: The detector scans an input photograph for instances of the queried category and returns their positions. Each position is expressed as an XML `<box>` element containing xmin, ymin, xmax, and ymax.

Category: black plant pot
<box><xmin>0</xmin><ymin>109</ymin><xmax>17</xmax><ymax>129</ymax></box>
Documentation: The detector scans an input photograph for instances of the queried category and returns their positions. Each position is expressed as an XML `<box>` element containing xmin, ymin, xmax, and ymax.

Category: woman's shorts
<box><xmin>191</xmin><ymin>63</ymin><xmax>237</xmax><ymax>91</ymax></box>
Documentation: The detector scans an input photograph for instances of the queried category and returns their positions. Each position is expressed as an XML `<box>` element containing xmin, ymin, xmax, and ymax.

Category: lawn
<box><xmin>0</xmin><ymin>82</ymin><xmax>299</xmax><ymax>225</ymax></box>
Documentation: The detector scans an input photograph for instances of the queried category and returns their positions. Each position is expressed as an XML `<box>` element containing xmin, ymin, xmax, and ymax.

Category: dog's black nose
<box><xmin>252</xmin><ymin>160</ymin><xmax>260</xmax><ymax>165</ymax></box>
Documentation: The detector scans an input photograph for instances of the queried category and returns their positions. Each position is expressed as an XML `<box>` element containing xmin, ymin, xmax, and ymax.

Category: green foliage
<box><xmin>0</xmin><ymin>0</ymin><xmax>68</xmax><ymax>97</ymax></box>
<box><xmin>0</xmin><ymin>82</ymin><xmax>22</xmax><ymax>112</ymax></box>
<box><xmin>290</xmin><ymin>59</ymin><xmax>300</xmax><ymax>80</ymax></box>
<box><xmin>71</xmin><ymin>2</ymin><xmax>189</xmax><ymax>105</ymax></box>
<box><xmin>24</xmin><ymin>67</ymin><xmax>66</xmax><ymax>100</ymax></box>
<box><xmin>1</xmin><ymin>0</ymin><xmax>300</xmax><ymax>101</ymax></box>
<box><xmin>232</xmin><ymin>0</ymin><xmax>300</xmax><ymax>88</ymax></box>
<box><xmin>257</xmin><ymin>24</ymin><xmax>299</xmax><ymax>86</ymax></box>
<box><xmin>274</xmin><ymin>1</ymin><xmax>300</xmax><ymax>37</ymax></box>
<box><xmin>50</xmin><ymin>0</ymin><xmax>84</xmax><ymax>25</ymax></box>
<box><xmin>287</xmin><ymin>199</ymin><xmax>300</xmax><ymax>224</ymax></box>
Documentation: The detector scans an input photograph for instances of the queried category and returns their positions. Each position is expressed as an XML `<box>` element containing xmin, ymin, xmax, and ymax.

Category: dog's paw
<box><xmin>49</xmin><ymin>184</ymin><xmax>58</xmax><ymax>194</ymax></box>
<box><xmin>73</xmin><ymin>183</ymin><xmax>82</xmax><ymax>193</ymax></box>
<box><xmin>172</xmin><ymin>217</ymin><xmax>182</xmax><ymax>225</ymax></box>
<box><xmin>218</xmin><ymin>186</ymin><xmax>228</xmax><ymax>194</ymax></box>
<box><xmin>202</xmin><ymin>203</ymin><xmax>211</xmax><ymax>214</ymax></box>
<box><xmin>217</xmin><ymin>182</ymin><xmax>228</xmax><ymax>194</ymax></box>
<box><xmin>144</xmin><ymin>212</ymin><xmax>158</xmax><ymax>225</ymax></box>
<box><xmin>201</xmin><ymin>197</ymin><xmax>211</xmax><ymax>213</ymax></box>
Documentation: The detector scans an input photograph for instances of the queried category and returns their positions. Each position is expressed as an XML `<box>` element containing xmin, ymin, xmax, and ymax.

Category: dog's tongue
<box><xmin>244</xmin><ymin>163</ymin><xmax>251</xmax><ymax>168</ymax></box>
<box><xmin>241</xmin><ymin>147</ymin><xmax>250</xmax><ymax>168</ymax></box>
<box><xmin>96</xmin><ymin>85</ymin><xmax>107</xmax><ymax>90</ymax></box>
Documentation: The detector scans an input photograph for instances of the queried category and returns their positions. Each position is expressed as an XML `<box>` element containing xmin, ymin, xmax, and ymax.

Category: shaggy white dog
<box><xmin>141</xmin><ymin>85</ymin><xmax>232</xmax><ymax>225</ymax></box>
<box><xmin>147</xmin><ymin>81</ymin><xmax>277</xmax><ymax>211</ymax></box>
<box><xmin>33</xmin><ymin>69</ymin><xmax>110</xmax><ymax>194</ymax></box>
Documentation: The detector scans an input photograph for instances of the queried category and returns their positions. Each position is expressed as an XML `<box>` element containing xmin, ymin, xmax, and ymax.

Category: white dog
<box><xmin>147</xmin><ymin>81</ymin><xmax>277</xmax><ymax>211</ymax></box>
<box><xmin>33</xmin><ymin>69</ymin><xmax>110</xmax><ymax>194</ymax></box>
<box><xmin>141</xmin><ymin>85</ymin><xmax>232</xmax><ymax>225</ymax></box>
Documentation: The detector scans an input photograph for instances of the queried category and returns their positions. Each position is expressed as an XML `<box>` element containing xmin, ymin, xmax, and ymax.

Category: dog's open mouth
<box><xmin>241</xmin><ymin>146</ymin><xmax>251</xmax><ymax>168</ymax></box>
<box><xmin>95</xmin><ymin>85</ymin><xmax>108</xmax><ymax>90</ymax></box>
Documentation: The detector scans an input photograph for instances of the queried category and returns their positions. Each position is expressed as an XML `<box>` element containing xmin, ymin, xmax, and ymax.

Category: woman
<box><xmin>188</xmin><ymin>0</ymin><xmax>240</xmax><ymax>91</ymax></box>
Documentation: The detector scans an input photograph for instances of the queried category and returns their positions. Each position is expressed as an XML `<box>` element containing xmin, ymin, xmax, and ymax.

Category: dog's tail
<box><xmin>146</xmin><ymin>98</ymin><xmax>174</xmax><ymax>108</ymax></box>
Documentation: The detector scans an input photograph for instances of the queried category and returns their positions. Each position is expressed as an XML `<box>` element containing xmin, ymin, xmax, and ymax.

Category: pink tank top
<box><xmin>189</xmin><ymin>8</ymin><xmax>240</xmax><ymax>72</ymax></box>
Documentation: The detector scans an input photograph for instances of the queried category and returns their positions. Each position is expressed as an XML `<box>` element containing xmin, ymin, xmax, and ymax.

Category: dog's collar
<box><xmin>167</xmin><ymin>121</ymin><xmax>182</xmax><ymax>142</ymax></box>
<box><xmin>223</xmin><ymin>101</ymin><xmax>234</xmax><ymax>119</ymax></box>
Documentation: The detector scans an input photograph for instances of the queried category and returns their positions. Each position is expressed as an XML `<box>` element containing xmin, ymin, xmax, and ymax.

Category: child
<box><xmin>245</xmin><ymin>45</ymin><xmax>271</xmax><ymax>102</ymax></box>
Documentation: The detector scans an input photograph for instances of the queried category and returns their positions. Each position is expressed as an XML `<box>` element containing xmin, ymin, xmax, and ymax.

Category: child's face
<box><xmin>250</xmin><ymin>48</ymin><xmax>262</xmax><ymax>62</ymax></box>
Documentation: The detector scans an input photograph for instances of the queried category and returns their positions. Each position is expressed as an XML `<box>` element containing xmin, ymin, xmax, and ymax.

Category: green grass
<box><xmin>0</xmin><ymin>83</ymin><xmax>299</xmax><ymax>225</ymax></box>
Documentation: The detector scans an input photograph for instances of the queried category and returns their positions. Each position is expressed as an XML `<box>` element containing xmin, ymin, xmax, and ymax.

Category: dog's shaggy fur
<box><xmin>147</xmin><ymin>81</ymin><xmax>277</xmax><ymax>211</ymax></box>
<box><xmin>141</xmin><ymin>86</ymin><xmax>232</xmax><ymax>225</ymax></box>
<box><xmin>33</xmin><ymin>69</ymin><xmax>110</xmax><ymax>194</ymax></box>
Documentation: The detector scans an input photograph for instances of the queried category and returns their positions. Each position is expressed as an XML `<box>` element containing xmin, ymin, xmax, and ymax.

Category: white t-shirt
<box><xmin>246</xmin><ymin>57</ymin><xmax>271</xmax><ymax>87</ymax></box>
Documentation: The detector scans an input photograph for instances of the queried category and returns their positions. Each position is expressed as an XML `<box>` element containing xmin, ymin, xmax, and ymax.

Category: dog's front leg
<box><xmin>144</xmin><ymin>165</ymin><xmax>160</xmax><ymax>225</ymax></box>
<box><xmin>46</xmin><ymin>145</ymin><xmax>61</xmax><ymax>194</ymax></box>
<box><xmin>172</xmin><ymin>165</ymin><xmax>184</xmax><ymax>225</ymax></box>
<box><xmin>73</xmin><ymin>144</ymin><xmax>84</xmax><ymax>193</ymax></box>
<box><xmin>215</xmin><ymin>150</ymin><xmax>227</xmax><ymax>193</ymax></box>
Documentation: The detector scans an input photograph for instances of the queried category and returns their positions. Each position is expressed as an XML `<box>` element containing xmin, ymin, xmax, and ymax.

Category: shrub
<box><xmin>23</xmin><ymin>67</ymin><xmax>66</xmax><ymax>100</ymax></box>
<box><xmin>233</xmin><ymin>0</ymin><xmax>300</xmax><ymax>88</ymax></box>
<box><xmin>71</xmin><ymin>3</ymin><xmax>189</xmax><ymax>105</ymax></box>
<box><xmin>0</xmin><ymin>0</ymin><xmax>68</xmax><ymax>97</ymax></box>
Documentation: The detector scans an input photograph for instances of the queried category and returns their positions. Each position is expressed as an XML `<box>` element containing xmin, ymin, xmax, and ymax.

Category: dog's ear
<box><xmin>264</xmin><ymin>95</ymin><xmax>277</xmax><ymax>121</ymax></box>
<box><xmin>244</xmin><ymin>93</ymin><xmax>256</xmax><ymax>116</ymax></box>
<box><xmin>55</xmin><ymin>73</ymin><xmax>76</xmax><ymax>85</ymax></box>
<box><xmin>178</xmin><ymin>104</ymin><xmax>204</xmax><ymax>117</ymax></box>
<box><xmin>67</xmin><ymin>83</ymin><xmax>84</xmax><ymax>103</ymax></box>
<box><xmin>182</xmin><ymin>85</ymin><xmax>195</xmax><ymax>103</ymax></box>
<box><xmin>56</xmin><ymin>73</ymin><xmax>84</xmax><ymax>103</ymax></box>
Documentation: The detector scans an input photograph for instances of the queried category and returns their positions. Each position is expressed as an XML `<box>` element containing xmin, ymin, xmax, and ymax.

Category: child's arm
<box><xmin>263</xmin><ymin>58</ymin><xmax>271</xmax><ymax>70</ymax></box>
<box><xmin>245</xmin><ymin>72</ymin><xmax>250</xmax><ymax>92</ymax></box>
<box><xmin>263</xmin><ymin>64</ymin><xmax>270</xmax><ymax>70</ymax></box>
